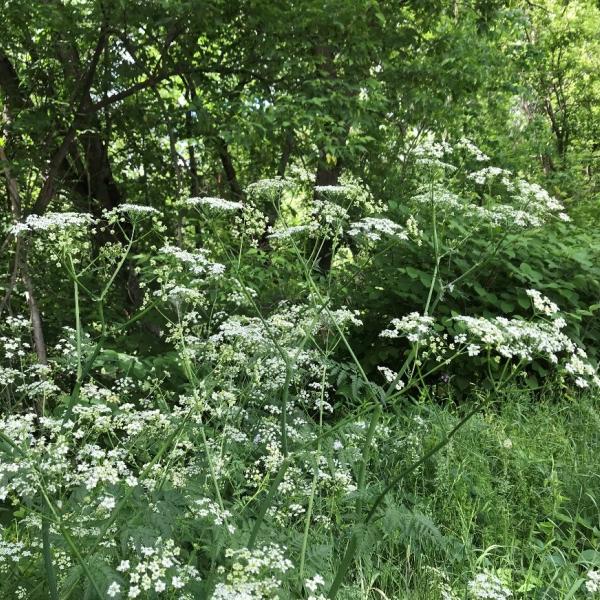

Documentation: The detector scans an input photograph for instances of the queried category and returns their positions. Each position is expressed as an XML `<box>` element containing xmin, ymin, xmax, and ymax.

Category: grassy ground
<box><xmin>338</xmin><ymin>390</ymin><xmax>600</xmax><ymax>599</ymax></box>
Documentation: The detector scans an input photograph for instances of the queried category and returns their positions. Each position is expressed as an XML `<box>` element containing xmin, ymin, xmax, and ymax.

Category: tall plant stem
<box><xmin>42</xmin><ymin>517</ymin><xmax>59</xmax><ymax>600</ymax></box>
<box><xmin>299</xmin><ymin>367</ymin><xmax>327</xmax><ymax>579</ymax></box>
<box><xmin>69</xmin><ymin>255</ymin><xmax>83</xmax><ymax>384</ymax></box>
<box><xmin>424</xmin><ymin>181</ymin><xmax>440</xmax><ymax>316</ymax></box>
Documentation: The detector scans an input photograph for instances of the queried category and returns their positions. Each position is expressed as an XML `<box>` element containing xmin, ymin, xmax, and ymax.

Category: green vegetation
<box><xmin>1</xmin><ymin>1</ymin><xmax>600</xmax><ymax>598</ymax></box>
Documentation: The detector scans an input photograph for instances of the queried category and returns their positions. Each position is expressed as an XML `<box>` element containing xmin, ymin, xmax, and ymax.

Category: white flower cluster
<box><xmin>11</xmin><ymin>212</ymin><xmax>93</xmax><ymax>234</ymax></box>
<box><xmin>455</xmin><ymin>315</ymin><xmax>599</xmax><ymax>387</ymax></box>
<box><xmin>159</xmin><ymin>245</ymin><xmax>225</xmax><ymax>276</ymax></box>
<box><xmin>1</xmin><ymin>333</ymin><xmax>30</xmax><ymax>360</ymax></box>
<box><xmin>0</xmin><ymin>367</ymin><xmax>20</xmax><ymax>387</ymax></box>
<box><xmin>208</xmin><ymin>304</ymin><xmax>361</xmax><ymax>357</ymax></box>
<box><xmin>102</xmin><ymin>204</ymin><xmax>164</xmax><ymax>229</ymax></box>
<box><xmin>468</xmin><ymin>572</ymin><xmax>512</xmax><ymax>600</ymax></box>
<box><xmin>378</xmin><ymin>305</ymin><xmax>598</xmax><ymax>388</ymax></box>
<box><xmin>246</xmin><ymin>178</ymin><xmax>293</xmax><ymax>199</ymax></box>
<box><xmin>314</xmin><ymin>184</ymin><xmax>356</xmax><ymax>198</ymax></box>
<box><xmin>405</xmin><ymin>215</ymin><xmax>423</xmax><ymax>243</ymax></box>
<box><xmin>406</xmin><ymin>137</ymin><xmax>569</xmax><ymax>225</ymax></box>
<box><xmin>413</xmin><ymin>138</ymin><xmax>453</xmax><ymax>159</ymax></box>
<box><xmin>0</xmin><ymin>395</ymin><xmax>188</xmax><ymax>504</ymax></box>
<box><xmin>312</xmin><ymin>199</ymin><xmax>349</xmax><ymax>230</ymax></box>
<box><xmin>380</xmin><ymin>312</ymin><xmax>435</xmax><ymax>342</ymax></box>
<box><xmin>212</xmin><ymin>544</ymin><xmax>293</xmax><ymax>599</ymax></box>
<box><xmin>586</xmin><ymin>570</ymin><xmax>600</xmax><ymax>594</ymax></box>
<box><xmin>268</xmin><ymin>224</ymin><xmax>317</xmax><ymax>240</ymax></box>
<box><xmin>564</xmin><ymin>352</ymin><xmax>600</xmax><ymax>389</ymax></box>
<box><xmin>348</xmin><ymin>217</ymin><xmax>408</xmax><ymax>242</ymax></box>
<box><xmin>114</xmin><ymin>204</ymin><xmax>159</xmax><ymax>215</ymax></box>
<box><xmin>109</xmin><ymin>538</ymin><xmax>200</xmax><ymax>598</ymax></box>
<box><xmin>412</xmin><ymin>186</ymin><xmax>467</xmax><ymax>211</ymax></box>
<box><xmin>4</xmin><ymin>316</ymin><xmax>29</xmax><ymax>330</ymax></box>
<box><xmin>457</xmin><ymin>138</ymin><xmax>490</xmax><ymax>162</ymax></box>
<box><xmin>0</xmin><ymin>322</ymin><xmax>63</xmax><ymax>394</ymax></box>
<box><xmin>455</xmin><ymin>316</ymin><xmax>563</xmax><ymax>360</ymax></box>
<box><xmin>321</xmin><ymin>307</ymin><xmax>363</xmax><ymax>329</ymax></box>
<box><xmin>226</xmin><ymin>280</ymin><xmax>258</xmax><ymax>307</ymax></box>
<box><xmin>480</xmin><ymin>204</ymin><xmax>543</xmax><ymax>228</ymax></box>
<box><xmin>187</xmin><ymin>196</ymin><xmax>243</xmax><ymax>211</ymax></box>
<box><xmin>513</xmin><ymin>180</ymin><xmax>565</xmax><ymax>215</ymax></box>
<box><xmin>468</xmin><ymin>171</ymin><xmax>568</xmax><ymax>223</ymax></box>
<box><xmin>468</xmin><ymin>167</ymin><xmax>512</xmax><ymax>186</ymax></box>
<box><xmin>377</xmin><ymin>365</ymin><xmax>405</xmax><ymax>390</ymax></box>
<box><xmin>305</xmin><ymin>573</ymin><xmax>326</xmax><ymax>599</ymax></box>
<box><xmin>232</xmin><ymin>202</ymin><xmax>270</xmax><ymax>244</ymax></box>
<box><xmin>411</xmin><ymin>138</ymin><xmax>456</xmax><ymax>170</ymax></box>
<box><xmin>412</xmin><ymin>180</ymin><xmax>566</xmax><ymax>229</ymax></box>
<box><xmin>16</xmin><ymin>367</ymin><xmax>60</xmax><ymax>397</ymax></box>
<box><xmin>187</xmin><ymin>497</ymin><xmax>235</xmax><ymax>534</ymax></box>
<box><xmin>0</xmin><ymin>532</ymin><xmax>33</xmax><ymax>574</ymax></box>
<box><xmin>526</xmin><ymin>289</ymin><xmax>559</xmax><ymax>315</ymax></box>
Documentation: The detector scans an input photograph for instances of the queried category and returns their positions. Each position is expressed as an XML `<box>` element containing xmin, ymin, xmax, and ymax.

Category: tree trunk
<box><xmin>313</xmin><ymin>153</ymin><xmax>343</xmax><ymax>273</ymax></box>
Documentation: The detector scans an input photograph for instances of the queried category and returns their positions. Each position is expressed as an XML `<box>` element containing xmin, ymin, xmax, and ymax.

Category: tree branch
<box><xmin>30</xmin><ymin>30</ymin><xmax>108</xmax><ymax>216</ymax></box>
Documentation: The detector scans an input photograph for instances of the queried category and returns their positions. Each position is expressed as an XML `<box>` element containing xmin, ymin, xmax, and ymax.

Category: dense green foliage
<box><xmin>1</xmin><ymin>1</ymin><xmax>600</xmax><ymax>599</ymax></box>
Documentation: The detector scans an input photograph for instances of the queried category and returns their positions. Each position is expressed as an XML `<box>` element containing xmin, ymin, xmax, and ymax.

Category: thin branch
<box><xmin>0</xmin><ymin>135</ymin><xmax>47</xmax><ymax>364</ymax></box>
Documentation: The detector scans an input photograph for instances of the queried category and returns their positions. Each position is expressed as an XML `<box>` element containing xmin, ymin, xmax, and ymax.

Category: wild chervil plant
<box><xmin>1</xmin><ymin>139</ymin><xmax>599</xmax><ymax>600</ymax></box>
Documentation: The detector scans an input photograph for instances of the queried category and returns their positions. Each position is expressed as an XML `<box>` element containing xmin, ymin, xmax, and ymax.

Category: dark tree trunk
<box><xmin>313</xmin><ymin>153</ymin><xmax>343</xmax><ymax>273</ymax></box>
<box><xmin>215</xmin><ymin>136</ymin><xmax>244</xmax><ymax>200</ymax></box>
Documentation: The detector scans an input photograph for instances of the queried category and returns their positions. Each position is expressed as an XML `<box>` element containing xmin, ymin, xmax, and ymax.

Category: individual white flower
<box><xmin>107</xmin><ymin>581</ymin><xmax>121</xmax><ymax>597</ymax></box>
<box><xmin>467</xmin><ymin>344</ymin><xmax>481</xmax><ymax>357</ymax></box>
<box><xmin>117</xmin><ymin>560</ymin><xmax>130</xmax><ymax>572</ymax></box>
